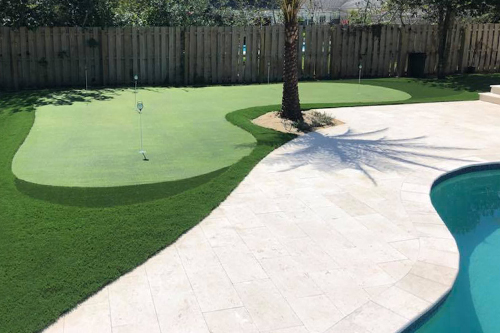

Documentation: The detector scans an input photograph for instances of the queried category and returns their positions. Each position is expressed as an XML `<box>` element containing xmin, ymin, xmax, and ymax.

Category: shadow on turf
<box><xmin>0</xmin><ymin>87</ymin><xmax>165</xmax><ymax>114</ymax></box>
<box><xmin>419</xmin><ymin>73</ymin><xmax>500</xmax><ymax>92</ymax></box>
<box><xmin>15</xmin><ymin>167</ymin><xmax>228</xmax><ymax>207</ymax></box>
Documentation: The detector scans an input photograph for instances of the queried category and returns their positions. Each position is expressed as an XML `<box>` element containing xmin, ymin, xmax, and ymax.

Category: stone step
<box><xmin>490</xmin><ymin>85</ymin><xmax>500</xmax><ymax>95</ymax></box>
<box><xmin>480</xmin><ymin>92</ymin><xmax>500</xmax><ymax>105</ymax></box>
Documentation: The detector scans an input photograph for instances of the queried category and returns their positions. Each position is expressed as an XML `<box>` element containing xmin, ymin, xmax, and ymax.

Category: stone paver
<box><xmin>44</xmin><ymin>101</ymin><xmax>500</xmax><ymax>333</ymax></box>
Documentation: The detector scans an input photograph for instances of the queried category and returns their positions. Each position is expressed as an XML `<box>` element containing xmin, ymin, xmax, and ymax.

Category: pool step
<box><xmin>491</xmin><ymin>85</ymin><xmax>500</xmax><ymax>95</ymax></box>
<box><xmin>479</xmin><ymin>92</ymin><xmax>500</xmax><ymax>105</ymax></box>
<box><xmin>479</xmin><ymin>85</ymin><xmax>500</xmax><ymax>105</ymax></box>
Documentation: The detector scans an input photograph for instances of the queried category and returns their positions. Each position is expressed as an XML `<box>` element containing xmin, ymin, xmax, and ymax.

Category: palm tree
<box><xmin>280</xmin><ymin>0</ymin><xmax>303</xmax><ymax>121</ymax></box>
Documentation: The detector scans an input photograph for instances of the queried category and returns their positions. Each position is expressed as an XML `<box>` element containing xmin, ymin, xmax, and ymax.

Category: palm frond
<box><xmin>280</xmin><ymin>0</ymin><xmax>305</xmax><ymax>22</ymax></box>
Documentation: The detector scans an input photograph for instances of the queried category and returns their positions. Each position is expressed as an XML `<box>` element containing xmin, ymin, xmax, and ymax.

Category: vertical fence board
<box><xmin>461</xmin><ymin>25</ymin><xmax>472</xmax><ymax>72</ymax></box>
<box><xmin>493</xmin><ymin>24</ymin><xmax>500</xmax><ymax>71</ymax></box>
<box><xmin>37</xmin><ymin>28</ymin><xmax>48</xmax><ymax>86</ymax></box>
<box><xmin>265</xmin><ymin>26</ymin><xmax>272</xmax><ymax>82</ymax></box>
<box><xmin>76</xmin><ymin>28</ymin><xmax>85</xmax><ymax>86</ymax></box>
<box><xmin>92</xmin><ymin>28</ymin><xmax>101</xmax><ymax>85</ymax></box>
<box><xmin>333</xmin><ymin>25</ymin><xmax>343</xmax><ymax>78</ymax></box>
<box><xmin>108</xmin><ymin>28</ymin><xmax>116</xmax><ymax>85</ymax></box>
<box><xmin>215</xmin><ymin>27</ymin><xmax>222</xmax><ymax>84</ymax></box>
<box><xmin>138</xmin><ymin>28</ymin><xmax>146</xmax><ymax>84</ymax></box>
<box><xmin>478</xmin><ymin>24</ymin><xmax>486</xmax><ymax>70</ymax></box>
<box><xmin>147</xmin><ymin>28</ymin><xmax>154</xmax><ymax>85</ymax></box>
<box><xmin>10</xmin><ymin>29</ymin><xmax>20</xmax><ymax>89</ymax></box>
<box><xmin>18</xmin><ymin>27</ymin><xmax>28</xmax><ymax>88</ymax></box>
<box><xmin>167</xmin><ymin>27</ymin><xmax>174</xmax><ymax>84</ymax></box>
<box><xmin>195</xmin><ymin>27</ymin><xmax>203</xmax><ymax>83</ymax></box>
<box><xmin>115</xmin><ymin>28</ymin><xmax>123</xmax><ymax>84</ymax></box>
<box><xmin>153</xmin><ymin>27</ymin><xmax>161</xmax><ymax>84</ymax></box>
<box><xmin>204</xmin><ymin>27</ymin><xmax>211</xmax><ymax>83</ymax></box>
<box><xmin>83</xmin><ymin>28</ymin><xmax>92</xmax><ymax>87</ymax></box>
<box><xmin>398</xmin><ymin>26</ymin><xmax>409</xmax><ymax>77</ymax></box>
<box><xmin>485</xmin><ymin>24</ymin><xmax>495</xmax><ymax>71</ymax></box>
<box><xmin>422</xmin><ymin>25</ymin><xmax>432</xmax><ymax>74</ymax></box>
<box><xmin>210</xmin><ymin>27</ymin><xmax>217</xmax><ymax>84</ymax></box>
<box><xmin>270</xmin><ymin>25</ymin><xmax>278</xmax><ymax>81</ymax></box>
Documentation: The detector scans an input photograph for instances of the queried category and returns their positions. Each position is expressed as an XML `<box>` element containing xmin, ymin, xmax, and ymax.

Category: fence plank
<box><xmin>3</xmin><ymin>27</ymin><xmax>14</xmax><ymax>88</ymax></box>
<box><xmin>31</xmin><ymin>28</ymin><xmax>39</xmax><ymax>87</ymax></box>
<box><xmin>376</xmin><ymin>26</ymin><xmax>386</xmax><ymax>77</ymax></box>
<box><xmin>76</xmin><ymin>28</ymin><xmax>85</xmax><ymax>86</ymax></box>
<box><xmin>476</xmin><ymin>24</ymin><xmax>486</xmax><ymax>71</ymax></box>
<box><xmin>222</xmin><ymin>27</ymin><xmax>230</xmax><ymax>83</ymax></box>
<box><xmin>210</xmin><ymin>27</ymin><xmax>217</xmax><ymax>84</ymax></box>
<box><xmin>422</xmin><ymin>25</ymin><xmax>431</xmax><ymax>74</ymax></box>
<box><xmin>37</xmin><ymin>28</ymin><xmax>48</xmax><ymax>87</ymax></box>
<box><xmin>153</xmin><ymin>27</ymin><xmax>161</xmax><ymax>84</ymax></box>
<box><xmin>203</xmin><ymin>27</ymin><xmax>211</xmax><ymax>83</ymax></box>
<box><xmin>10</xmin><ymin>29</ymin><xmax>20</xmax><ymax>89</ymax></box>
<box><xmin>481</xmin><ymin>24</ymin><xmax>492</xmax><ymax>71</ymax></box>
<box><xmin>195</xmin><ymin>26</ymin><xmax>202</xmax><ymax>83</ymax></box>
<box><xmin>52</xmin><ymin>27</ymin><xmax>62</xmax><ymax>86</ymax></box>
<box><xmin>493</xmin><ymin>24</ymin><xmax>500</xmax><ymax>71</ymax></box>
<box><xmin>215</xmin><ymin>27</ymin><xmax>223</xmax><ymax>84</ymax></box>
<box><xmin>147</xmin><ymin>28</ymin><xmax>154</xmax><ymax>85</ymax></box>
<box><xmin>323</xmin><ymin>26</ymin><xmax>329</xmax><ymax>78</ymax></box>
<box><xmin>107</xmin><ymin>28</ymin><xmax>116</xmax><ymax>85</ymax></box>
<box><xmin>19</xmin><ymin>27</ymin><xmax>28</xmax><ymax>88</ymax></box>
<box><xmin>138</xmin><ymin>28</ymin><xmax>146</xmax><ymax>84</ymax></box>
<box><xmin>383</xmin><ymin>25</ymin><xmax>393</xmax><ymax>77</ymax></box>
<box><xmin>167</xmin><ymin>27</ymin><xmax>174</xmax><ymax>84</ymax></box>
<box><xmin>338</xmin><ymin>26</ymin><xmax>347</xmax><ymax>78</ymax></box>
<box><xmin>251</xmin><ymin>26</ymin><xmax>259</xmax><ymax>83</ymax></box>
<box><xmin>461</xmin><ymin>25</ymin><xmax>472</xmax><ymax>72</ymax></box>
<box><xmin>448</xmin><ymin>24</ymin><xmax>461</xmax><ymax>73</ymax></box>
<box><xmin>187</xmin><ymin>27</ymin><xmax>194</xmax><ymax>84</ymax></box>
<box><xmin>277</xmin><ymin>25</ymin><xmax>285</xmax><ymax>82</ymax></box>
<box><xmin>398</xmin><ymin>26</ymin><xmax>409</xmax><ymax>77</ymax></box>
<box><xmin>387</xmin><ymin>25</ymin><xmax>397</xmax><ymax>76</ymax></box>
<box><xmin>115</xmin><ymin>28</ymin><xmax>123</xmax><ymax>84</ymax></box>
<box><xmin>485</xmin><ymin>24</ymin><xmax>495</xmax><ymax>71</ymax></box>
<box><xmin>84</xmin><ymin>28</ymin><xmax>92</xmax><ymax>87</ymax></box>
<box><xmin>160</xmin><ymin>27</ymin><xmax>167</xmax><ymax>84</ymax></box>
<box><xmin>303</xmin><ymin>25</ymin><xmax>311</xmax><ymax>79</ymax></box>
<box><xmin>271</xmin><ymin>25</ymin><xmax>279</xmax><ymax>82</ymax></box>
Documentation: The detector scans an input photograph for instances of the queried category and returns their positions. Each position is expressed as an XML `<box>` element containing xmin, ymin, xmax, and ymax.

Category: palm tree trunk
<box><xmin>281</xmin><ymin>19</ymin><xmax>302</xmax><ymax>121</ymax></box>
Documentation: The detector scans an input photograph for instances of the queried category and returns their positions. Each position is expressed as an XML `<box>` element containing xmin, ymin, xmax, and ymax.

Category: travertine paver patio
<box><xmin>45</xmin><ymin>100</ymin><xmax>500</xmax><ymax>333</ymax></box>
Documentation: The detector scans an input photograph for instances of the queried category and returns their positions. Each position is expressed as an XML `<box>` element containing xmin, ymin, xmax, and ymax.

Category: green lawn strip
<box><xmin>0</xmin><ymin>75</ymin><xmax>496</xmax><ymax>333</ymax></box>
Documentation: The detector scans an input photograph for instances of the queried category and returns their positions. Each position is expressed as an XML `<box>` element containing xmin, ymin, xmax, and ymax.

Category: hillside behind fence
<box><xmin>1</xmin><ymin>24</ymin><xmax>499</xmax><ymax>90</ymax></box>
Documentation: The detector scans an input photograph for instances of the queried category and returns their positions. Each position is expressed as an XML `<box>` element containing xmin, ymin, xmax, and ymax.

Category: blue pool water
<box><xmin>413</xmin><ymin>169</ymin><xmax>500</xmax><ymax>333</ymax></box>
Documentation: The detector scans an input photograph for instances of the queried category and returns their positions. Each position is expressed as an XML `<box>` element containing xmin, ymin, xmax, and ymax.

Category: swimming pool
<box><xmin>410</xmin><ymin>167</ymin><xmax>500</xmax><ymax>332</ymax></box>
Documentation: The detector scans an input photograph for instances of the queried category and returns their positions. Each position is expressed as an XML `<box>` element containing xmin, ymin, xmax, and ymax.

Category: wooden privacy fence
<box><xmin>1</xmin><ymin>24</ymin><xmax>500</xmax><ymax>90</ymax></box>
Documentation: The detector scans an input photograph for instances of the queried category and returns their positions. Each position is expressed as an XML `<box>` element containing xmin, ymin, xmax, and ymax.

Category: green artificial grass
<box><xmin>12</xmin><ymin>82</ymin><xmax>409</xmax><ymax>187</ymax></box>
<box><xmin>0</xmin><ymin>75</ymin><xmax>497</xmax><ymax>333</ymax></box>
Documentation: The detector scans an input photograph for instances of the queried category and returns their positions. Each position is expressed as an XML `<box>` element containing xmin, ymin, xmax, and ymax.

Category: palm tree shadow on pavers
<box><xmin>262</xmin><ymin>128</ymin><xmax>475</xmax><ymax>185</ymax></box>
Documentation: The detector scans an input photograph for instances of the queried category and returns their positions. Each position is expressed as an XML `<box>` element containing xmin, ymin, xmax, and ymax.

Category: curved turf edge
<box><xmin>15</xmin><ymin>167</ymin><xmax>229</xmax><ymax>207</ymax></box>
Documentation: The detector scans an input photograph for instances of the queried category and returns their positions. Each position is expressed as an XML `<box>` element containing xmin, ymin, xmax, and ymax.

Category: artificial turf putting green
<box><xmin>13</xmin><ymin>82</ymin><xmax>410</xmax><ymax>187</ymax></box>
<box><xmin>0</xmin><ymin>75</ymin><xmax>494</xmax><ymax>333</ymax></box>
